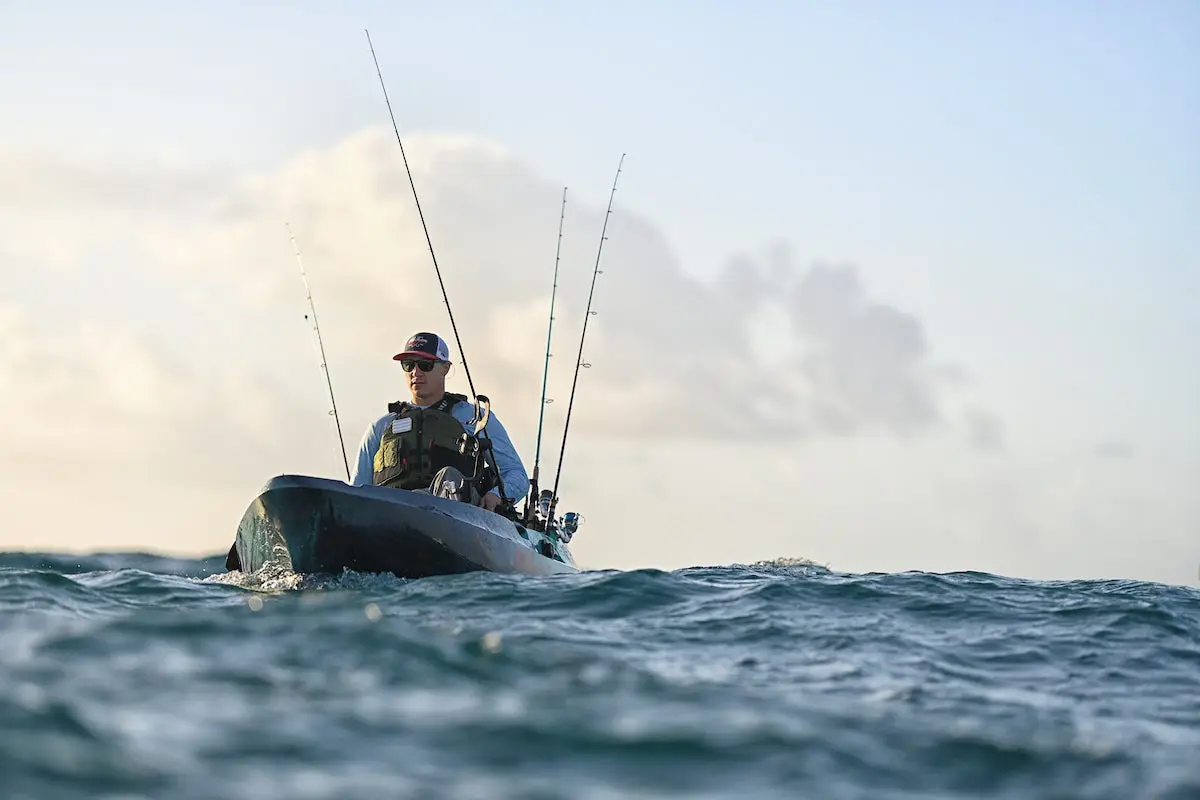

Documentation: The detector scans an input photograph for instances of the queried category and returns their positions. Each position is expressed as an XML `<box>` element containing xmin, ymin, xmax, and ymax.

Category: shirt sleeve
<box><xmin>349</xmin><ymin>415</ymin><xmax>387</xmax><ymax>486</ymax></box>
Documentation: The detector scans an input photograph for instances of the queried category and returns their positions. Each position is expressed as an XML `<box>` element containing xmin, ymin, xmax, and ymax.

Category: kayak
<box><xmin>225</xmin><ymin>474</ymin><xmax>579</xmax><ymax>579</ymax></box>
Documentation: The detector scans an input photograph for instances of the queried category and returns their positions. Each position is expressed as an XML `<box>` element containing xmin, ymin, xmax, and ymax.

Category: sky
<box><xmin>2</xmin><ymin>1</ymin><xmax>1197</xmax><ymax>586</ymax></box>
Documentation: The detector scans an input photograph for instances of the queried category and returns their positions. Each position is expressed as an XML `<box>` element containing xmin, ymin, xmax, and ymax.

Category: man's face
<box><xmin>401</xmin><ymin>357</ymin><xmax>449</xmax><ymax>397</ymax></box>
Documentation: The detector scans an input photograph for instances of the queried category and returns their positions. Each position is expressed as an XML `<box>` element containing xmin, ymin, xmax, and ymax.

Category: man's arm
<box><xmin>476</xmin><ymin>412</ymin><xmax>530</xmax><ymax>503</ymax></box>
<box><xmin>349</xmin><ymin>416</ymin><xmax>387</xmax><ymax>486</ymax></box>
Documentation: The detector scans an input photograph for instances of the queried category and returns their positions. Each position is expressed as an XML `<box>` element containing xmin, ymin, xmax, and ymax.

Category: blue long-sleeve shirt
<box><xmin>349</xmin><ymin>399</ymin><xmax>530</xmax><ymax>502</ymax></box>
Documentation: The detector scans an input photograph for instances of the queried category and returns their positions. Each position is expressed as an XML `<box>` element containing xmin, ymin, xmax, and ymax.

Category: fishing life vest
<box><xmin>372</xmin><ymin>393</ymin><xmax>491</xmax><ymax>492</ymax></box>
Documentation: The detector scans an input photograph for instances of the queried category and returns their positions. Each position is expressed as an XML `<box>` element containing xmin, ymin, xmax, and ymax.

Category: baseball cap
<box><xmin>393</xmin><ymin>331</ymin><xmax>451</xmax><ymax>362</ymax></box>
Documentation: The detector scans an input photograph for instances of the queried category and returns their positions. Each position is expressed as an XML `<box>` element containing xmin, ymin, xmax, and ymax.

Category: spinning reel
<box><xmin>530</xmin><ymin>488</ymin><xmax>585</xmax><ymax>543</ymax></box>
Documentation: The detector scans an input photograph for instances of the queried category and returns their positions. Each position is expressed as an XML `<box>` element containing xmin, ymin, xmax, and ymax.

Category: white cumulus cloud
<box><xmin>2</xmin><ymin>127</ymin><xmax>1194</xmax><ymax>586</ymax></box>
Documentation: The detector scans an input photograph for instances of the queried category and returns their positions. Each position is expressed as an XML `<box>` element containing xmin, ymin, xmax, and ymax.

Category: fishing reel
<box><xmin>458</xmin><ymin>433</ymin><xmax>501</xmax><ymax>496</ymax></box>
<box><xmin>534</xmin><ymin>489</ymin><xmax>555</xmax><ymax>526</ymax></box>
<box><xmin>530</xmin><ymin>489</ymin><xmax>584</xmax><ymax>543</ymax></box>
<box><xmin>558</xmin><ymin>512</ymin><xmax>584</xmax><ymax>543</ymax></box>
<box><xmin>458</xmin><ymin>393</ymin><xmax>514</xmax><ymax>508</ymax></box>
<box><xmin>457</xmin><ymin>430</ymin><xmax>487</xmax><ymax>460</ymax></box>
<box><xmin>525</xmin><ymin>488</ymin><xmax>557</xmax><ymax>533</ymax></box>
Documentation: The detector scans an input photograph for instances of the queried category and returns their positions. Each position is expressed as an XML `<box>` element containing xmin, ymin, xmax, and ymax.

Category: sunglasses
<box><xmin>401</xmin><ymin>358</ymin><xmax>443</xmax><ymax>373</ymax></box>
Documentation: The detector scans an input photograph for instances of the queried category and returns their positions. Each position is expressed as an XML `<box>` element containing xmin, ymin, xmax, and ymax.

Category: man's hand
<box><xmin>481</xmin><ymin>492</ymin><xmax>501</xmax><ymax>513</ymax></box>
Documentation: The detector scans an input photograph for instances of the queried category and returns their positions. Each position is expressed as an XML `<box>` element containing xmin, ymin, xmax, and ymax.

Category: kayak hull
<box><xmin>230</xmin><ymin>474</ymin><xmax>578</xmax><ymax>578</ymax></box>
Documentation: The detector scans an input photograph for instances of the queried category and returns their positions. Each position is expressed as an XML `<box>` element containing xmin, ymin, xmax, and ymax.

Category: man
<box><xmin>349</xmin><ymin>331</ymin><xmax>529</xmax><ymax>514</ymax></box>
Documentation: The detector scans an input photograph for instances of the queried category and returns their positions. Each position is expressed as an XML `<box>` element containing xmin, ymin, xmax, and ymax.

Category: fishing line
<box><xmin>287</xmin><ymin>222</ymin><xmax>351</xmax><ymax>482</ymax></box>
<box><xmin>526</xmin><ymin>186</ymin><xmax>568</xmax><ymax>520</ymax></box>
<box><xmin>550</xmin><ymin>154</ymin><xmax>625</xmax><ymax>513</ymax></box>
<box><xmin>364</xmin><ymin>28</ymin><xmax>476</xmax><ymax>398</ymax></box>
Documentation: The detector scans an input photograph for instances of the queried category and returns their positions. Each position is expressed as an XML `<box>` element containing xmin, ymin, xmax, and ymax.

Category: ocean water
<box><xmin>2</xmin><ymin>553</ymin><xmax>1198</xmax><ymax>800</ymax></box>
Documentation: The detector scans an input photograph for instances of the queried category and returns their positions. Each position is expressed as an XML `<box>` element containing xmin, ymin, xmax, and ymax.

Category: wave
<box><xmin>2</xmin><ymin>552</ymin><xmax>1199</xmax><ymax>798</ymax></box>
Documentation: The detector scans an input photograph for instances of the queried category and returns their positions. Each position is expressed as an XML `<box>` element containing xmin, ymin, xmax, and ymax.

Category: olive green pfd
<box><xmin>372</xmin><ymin>393</ymin><xmax>484</xmax><ymax>491</ymax></box>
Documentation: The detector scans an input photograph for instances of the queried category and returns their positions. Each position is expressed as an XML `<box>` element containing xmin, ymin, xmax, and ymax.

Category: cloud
<box><xmin>11</xmin><ymin>127</ymin><xmax>1192</xmax><ymax>587</ymax></box>
<box><xmin>0</xmin><ymin>125</ymin><xmax>991</xmax><ymax>449</ymax></box>
<box><xmin>0</xmin><ymin>298</ymin><xmax>345</xmax><ymax>556</ymax></box>
<box><xmin>0</xmin><ymin>305</ymin><xmax>312</xmax><ymax>487</ymax></box>
<box><xmin>0</xmin><ymin>145</ymin><xmax>232</xmax><ymax>273</ymax></box>
<box><xmin>1096</xmin><ymin>439</ymin><xmax>1135</xmax><ymax>459</ymax></box>
<box><xmin>716</xmin><ymin>248</ymin><xmax>980</xmax><ymax>440</ymax></box>
<box><xmin>965</xmin><ymin>407</ymin><xmax>1006</xmax><ymax>452</ymax></box>
<box><xmin>0</xmin><ymin>146</ymin><xmax>230</xmax><ymax>214</ymax></box>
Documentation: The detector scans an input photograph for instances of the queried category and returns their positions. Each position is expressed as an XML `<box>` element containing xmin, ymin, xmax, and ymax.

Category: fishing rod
<box><xmin>364</xmin><ymin>28</ymin><xmax>476</xmax><ymax>399</ymax></box>
<box><xmin>524</xmin><ymin>186</ymin><xmax>568</xmax><ymax>525</ymax></box>
<box><xmin>549</xmin><ymin>154</ymin><xmax>626</xmax><ymax>518</ymax></box>
<box><xmin>287</xmin><ymin>222</ymin><xmax>351</xmax><ymax>482</ymax></box>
